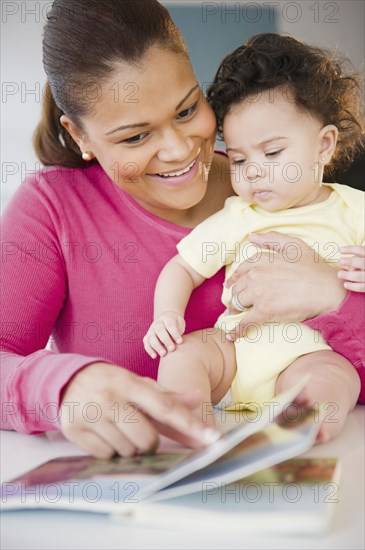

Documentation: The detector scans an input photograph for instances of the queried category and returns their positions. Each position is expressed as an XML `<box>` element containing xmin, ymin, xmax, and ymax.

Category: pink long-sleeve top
<box><xmin>1</xmin><ymin>163</ymin><xmax>364</xmax><ymax>434</ymax></box>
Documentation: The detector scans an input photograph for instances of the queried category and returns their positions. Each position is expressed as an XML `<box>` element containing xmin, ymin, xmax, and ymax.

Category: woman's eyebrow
<box><xmin>105</xmin><ymin>84</ymin><xmax>200</xmax><ymax>136</ymax></box>
<box><xmin>105</xmin><ymin>122</ymin><xmax>149</xmax><ymax>136</ymax></box>
<box><xmin>175</xmin><ymin>83</ymin><xmax>200</xmax><ymax>111</ymax></box>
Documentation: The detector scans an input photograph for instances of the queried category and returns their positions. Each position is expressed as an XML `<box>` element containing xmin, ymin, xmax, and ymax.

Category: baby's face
<box><xmin>223</xmin><ymin>88</ymin><xmax>327</xmax><ymax>212</ymax></box>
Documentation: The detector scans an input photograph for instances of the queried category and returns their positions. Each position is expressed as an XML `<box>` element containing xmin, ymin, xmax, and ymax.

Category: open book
<box><xmin>112</xmin><ymin>456</ymin><xmax>340</xmax><ymax>535</ymax></box>
<box><xmin>1</xmin><ymin>378</ymin><xmax>339</xmax><ymax>533</ymax></box>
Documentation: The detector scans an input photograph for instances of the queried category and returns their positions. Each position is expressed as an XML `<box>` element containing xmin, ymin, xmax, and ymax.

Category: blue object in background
<box><xmin>164</xmin><ymin>2</ymin><xmax>278</xmax><ymax>149</ymax></box>
<box><xmin>165</xmin><ymin>3</ymin><xmax>278</xmax><ymax>90</ymax></box>
<box><xmin>164</xmin><ymin>3</ymin><xmax>364</xmax><ymax>190</ymax></box>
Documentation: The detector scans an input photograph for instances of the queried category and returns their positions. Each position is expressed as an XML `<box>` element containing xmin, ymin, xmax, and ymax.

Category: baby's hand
<box><xmin>143</xmin><ymin>312</ymin><xmax>186</xmax><ymax>359</ymax></box>
<box><xmin>338</xmin><ymin>245</ymin><xmax>365</xmax><ymax>292</ymax></box>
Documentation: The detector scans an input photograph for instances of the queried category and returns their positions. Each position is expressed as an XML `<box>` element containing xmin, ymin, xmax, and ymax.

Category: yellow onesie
<box><xmin>177</xmin><ymin>184</ymin><xmax>365</xmax><ymax>409</ymax></box>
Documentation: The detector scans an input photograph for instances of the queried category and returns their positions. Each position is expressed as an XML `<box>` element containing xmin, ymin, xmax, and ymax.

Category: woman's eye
<box><xmin>176</xmin><ymin>103</ymin><xmax>198</xmax><ymax>120</ymax></box>
<box><xmin>124</xmin><ymin>133</ymin><xmax>147</xmax><ymax>144</ymax></box>
<box><xmin>122</xmin><ymin>133</ymin><xmax>148</xmax><ymax>144</ymax></box>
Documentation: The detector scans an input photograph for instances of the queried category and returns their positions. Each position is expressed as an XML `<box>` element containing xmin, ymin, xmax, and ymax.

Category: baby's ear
<box><xmin>318</xmin><ymin>124</ymin><xmax>338</xmax><ymax>164</ymax></box>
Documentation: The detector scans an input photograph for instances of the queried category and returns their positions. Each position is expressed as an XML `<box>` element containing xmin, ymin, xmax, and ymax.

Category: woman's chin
<box><xmin>169</xmin><ymin>182</ymin><xmax>208</xmax><ymax>211</ymax></box>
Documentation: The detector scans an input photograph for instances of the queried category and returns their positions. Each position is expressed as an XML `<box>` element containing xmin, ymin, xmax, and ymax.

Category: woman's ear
<box><xmin>60</xmin><ymin>115</ymin><xmax>90</xmax><ymax>153</ymax></box>
<box><xmin>318</xmin><ymin>124</ymin><xmax>338</xmax><ymax>164</ymax></box>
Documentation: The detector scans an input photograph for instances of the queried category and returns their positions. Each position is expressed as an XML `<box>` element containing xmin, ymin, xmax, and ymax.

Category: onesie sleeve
<box><xmin>177</xmin><ymin>196</ymin><xmax>249</xmax><ymax>278</ymax></box>
<box><xmin>0</xmin><ymin>175</ymin><xmax>114</xmax><ymax>434</ymax></box>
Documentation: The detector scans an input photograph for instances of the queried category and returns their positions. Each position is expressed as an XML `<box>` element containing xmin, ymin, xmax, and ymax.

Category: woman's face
<box><xmin>63</xmin><ymin>47</ymin><xmax>217</xmax><ymax>217</ymax></box>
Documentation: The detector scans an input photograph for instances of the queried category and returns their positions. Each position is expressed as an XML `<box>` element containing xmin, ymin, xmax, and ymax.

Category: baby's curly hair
<box><xmin>207</xmin><ymin>33</ymin><xmax>364</xmax><ymax>177</ymax></box>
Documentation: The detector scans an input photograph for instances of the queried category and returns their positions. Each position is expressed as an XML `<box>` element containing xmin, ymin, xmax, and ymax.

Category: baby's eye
<box><xmin>122</xmin><ymin>133</ymin><xmax>149</xmax><ymax>144</ymax></box>
<box><xmin>231</xmin><ymin>159</ymin><xmax>246</xmax><ymax>165</ymax></box>
<box><xmin>265</xmin><ymin>149</ymin><xmax>283</xmax><ymax>157</ymax></box>
<box><xmin>176</xmin><ymin>103</ymin><xmax>198</xmax><ymax>120</ymax></box>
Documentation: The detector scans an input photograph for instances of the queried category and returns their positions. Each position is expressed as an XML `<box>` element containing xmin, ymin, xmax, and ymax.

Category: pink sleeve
<box><xmin>304</xmin><ymin>292</ymin><xmax>365</xmax><ymax>403</ymax></box>
<box><xmin>0</xmin><ymin>177</ymin><xmax>112</xmax><ymax>434</ymax></box>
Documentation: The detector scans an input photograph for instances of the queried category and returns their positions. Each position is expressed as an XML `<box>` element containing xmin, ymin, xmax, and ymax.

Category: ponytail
<box><xmin>34</xmin><ymin>0</ymin><xmax>187</xmax><ymax>168</ymax></box>
<box><xmin>33</xmin><ymin>82</ymin><xmax>86</xmax><ymax>167</ymax></box>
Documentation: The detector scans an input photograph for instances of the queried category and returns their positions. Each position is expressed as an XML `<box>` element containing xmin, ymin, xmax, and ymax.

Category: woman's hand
<box><xmin>338</xmin><ymin>245</ymin><xmax>365</xmax><ymax>292</ymax></box>
<box><xmin>226</xmin><ymin>231</ymin><xmax>348</xmax><ymax>340</ymax></box>
<box><xmin>60</xmin><ymin>362</ymin><xmax>219</xmax><ymax>458</ymax></box>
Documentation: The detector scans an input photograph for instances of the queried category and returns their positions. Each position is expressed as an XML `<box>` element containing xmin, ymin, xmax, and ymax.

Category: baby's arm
<box><xmin>338</xmin><ymin>245</ymin><xmax>365</xmax><ymax>292</ymax></box>
<box><xmin>143</xmin><ymin>254</ymin><xmax>206</xmax><ymax>358</ymax></box>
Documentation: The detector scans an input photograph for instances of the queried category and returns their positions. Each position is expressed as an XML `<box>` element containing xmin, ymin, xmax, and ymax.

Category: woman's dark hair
<box><xmin>207</xmin><ymin>33</ymin><xmax>364</xmax><ymax>177</ymax></box>
<box><xmin>34</xmin><ymin>0</ymin><xmax>188</xmax><ymax>167</ymax></box>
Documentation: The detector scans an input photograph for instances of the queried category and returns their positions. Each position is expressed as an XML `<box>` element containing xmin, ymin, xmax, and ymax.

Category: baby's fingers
<box><xmin>143</xmin><ymin>331</ymin><xmax>169</xmax><ymax>358</ymax></box>
<box><xmin>143</xmin><ymin>337</ymin><xmax>159</xmax><ymax>359</ymax></box>
<box><xmin>155</xmin><ymin>325</ymin><xmax>178</xmax><ymax>354</ymax></box>
<box><xmin>164</xmin><ymin>319</ymin><xmax>184</xmax><ymax>346</ymax></box>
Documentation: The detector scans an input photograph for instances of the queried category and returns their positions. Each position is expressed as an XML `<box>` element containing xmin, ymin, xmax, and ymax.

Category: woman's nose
<box><xmin>157</xmin><ymin>128</ymin><xmax>193</xmax><ymax>163</ymax></box>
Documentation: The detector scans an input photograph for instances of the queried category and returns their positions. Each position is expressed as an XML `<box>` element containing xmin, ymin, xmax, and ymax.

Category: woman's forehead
<box><xmin>84</xmin><ymin>48</ymin><xmax>197</xmax><ymax>129</ymax></box>
<box><xmin>107</xmin><ymin>47</ymin><xmax>194</xmax><ymax>91</ymax></box>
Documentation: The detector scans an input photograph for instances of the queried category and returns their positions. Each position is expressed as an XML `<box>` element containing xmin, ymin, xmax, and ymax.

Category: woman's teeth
<box><xmin>157</xmin><ymin>159</ymin><xmax>195</xmax><ymax>178</ymax></box>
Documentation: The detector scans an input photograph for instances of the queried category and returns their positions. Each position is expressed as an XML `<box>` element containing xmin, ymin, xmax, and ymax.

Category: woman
<box><xmin>1</xmin><ymin>0</ymin><xmax>363</xmax><ymax>458</ymax></box>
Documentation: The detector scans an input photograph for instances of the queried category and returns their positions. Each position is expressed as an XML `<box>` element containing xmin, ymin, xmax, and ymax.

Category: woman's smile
<box><xmin>146</xmin><ymin>149</ymin><xmax>201</xmax><ymax>187</ymax></box>
<box><xmin>69</xmin><ymin>47</ymin><xmax>217</xmax><ymax>219</ymax></box>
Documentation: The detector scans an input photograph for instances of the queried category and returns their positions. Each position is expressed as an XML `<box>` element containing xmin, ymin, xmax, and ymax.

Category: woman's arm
<box><xmin>225</xmin><ymin>232</ymin><xmax>364</xmax><ymax>401</ymax></box>
<box><xmin>59</xmin><ymin>362</ymin><xmax>220</xmax><ymax>458</ymax></box>
<box><xmin>1</xmin><ymin>177</ymin><xmax>217</xmax><ymax>454</ymax></box>
<box><xmin>304</xmin><ymin>291</ymin><xmax>365</xmax><ymax>403</ymax></box>
<box><xmin>0</xmin><ymin>176</ymin><xmax>111</xmax><ymax>434</ymax></box>
<box><xmin>143</xmin><ymin>254</ymin><xmax>205</xmax><ymax>357</ymax></box>
<box><xmin>226</xmin><ymin>231</ymin><xmax>348</xmax><ymax>328</ymax></box>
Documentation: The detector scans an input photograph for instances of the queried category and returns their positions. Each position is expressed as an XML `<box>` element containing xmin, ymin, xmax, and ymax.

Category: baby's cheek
<box><xmin>231</xmin><ymin>169</ymin><xmax>247</xmax><ymax>196</ymax></box>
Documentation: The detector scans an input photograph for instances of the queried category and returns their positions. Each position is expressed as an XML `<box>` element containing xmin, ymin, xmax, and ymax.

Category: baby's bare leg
<box><xmin>157</xmin><ymin>328</ymin><xmax>236</xmax><ymax>428</ymax></box>
<box><xmin>276</xmin><ymin>350</ymin><xmax>361</xmax><ymax>443</ymax></box>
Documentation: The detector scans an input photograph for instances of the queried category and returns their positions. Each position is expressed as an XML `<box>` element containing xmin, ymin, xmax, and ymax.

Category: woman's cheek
<box><xmin>105</xmin><ymin>155</ymin><xmax>145</xmax><ymax>186</ymax></box>
<box><xmin>199</xmin><ymin>101</ymin><xmax>217</xmax><ymax>140</ymax></box>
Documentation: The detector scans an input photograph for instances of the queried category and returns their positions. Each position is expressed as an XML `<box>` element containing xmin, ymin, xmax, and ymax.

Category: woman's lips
<box><xmin>147</xmin><ymin>151</ymin><xmax>201</xmax><ymax>186</ymax></box>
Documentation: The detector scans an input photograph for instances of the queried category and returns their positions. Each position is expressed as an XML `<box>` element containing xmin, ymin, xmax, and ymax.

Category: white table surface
<box><xmin>1</xmin><ymin>406</ymin><xmax>364</xmax><ymax>550</ymax></box>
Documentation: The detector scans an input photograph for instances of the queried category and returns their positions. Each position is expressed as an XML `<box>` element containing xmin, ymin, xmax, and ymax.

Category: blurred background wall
<box><xmin>1</xmin><ymin>0</ymin><xmax>364</xmax><ymax>212</ymax></box>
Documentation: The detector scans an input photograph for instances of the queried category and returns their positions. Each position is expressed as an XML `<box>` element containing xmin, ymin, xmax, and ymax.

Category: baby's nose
<box><xmin>245</xmin><ymin>162</ymin><xmax>262</xmax><ymax>180</ymax></box>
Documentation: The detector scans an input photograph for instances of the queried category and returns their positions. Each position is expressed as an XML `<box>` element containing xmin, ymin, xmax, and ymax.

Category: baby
<box><xmin>143</xmin><ymin>34</ymin><xmax>365</xmax><ymax>442</ymax></box>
